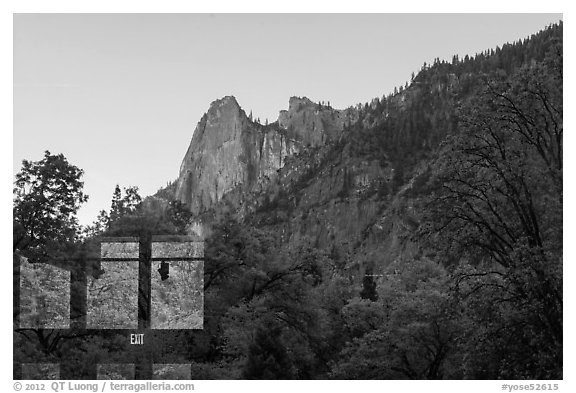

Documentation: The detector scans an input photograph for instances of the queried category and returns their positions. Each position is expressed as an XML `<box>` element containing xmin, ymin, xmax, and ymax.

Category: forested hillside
<box><xmin>14</xmin><ymin>22</ymin><xmax>562</xmax><ymax>380</ymax></box>
<box><xmin>185</xmin><ymin>22</ymin><xmax>563</xmax><ymax>379</ymax></box>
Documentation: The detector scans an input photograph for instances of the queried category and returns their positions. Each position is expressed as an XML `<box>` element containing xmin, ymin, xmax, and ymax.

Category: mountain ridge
<box><xmin>92</xmin><ymin>21</ymin><xmax>563</xmax><ymax>379</ymax></box>
<box><xmin>161</xmin><ymin>22</ymin><xmax>562</xmax><ymax>264</ymax></box>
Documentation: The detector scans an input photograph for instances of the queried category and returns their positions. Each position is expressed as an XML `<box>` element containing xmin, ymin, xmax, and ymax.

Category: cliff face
<box><xmin>278</xmin><ymin>97</ymin><xmax>354</xmax><ymax>147</ymax></box>
<box><xmin>248</xmin><ymin>132</ymin><xmax>418</xmax><ymax>278</ymax></box>
<box><xmin>163</xmin><ymin>21</ymin><xmax>562</xmax><ymax>283</ymax></box>
<box><xmin>176</xmin><ymin>96</ymin><xmax>245</xmax><ymax>215</ymax></box>
<box><xmin>174</xmin><ymin>96</ymin><xmax>347</xmax><ymax>217</ymax></box>
<box><xmin>171</xmin><ymin>74</ymin><xmax>463</xmax><ymax>274</ymax></box>
<box><xmin>169</xmin><ymin>79</ymin><xmax>455</xmax><ymax>271</ymax></box>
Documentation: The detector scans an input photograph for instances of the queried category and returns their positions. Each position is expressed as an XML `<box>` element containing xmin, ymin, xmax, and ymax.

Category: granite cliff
<box><xmin>168</xmin><ymin>82</ymin><xmax>444</xmax><ymax>270</ymax></box>
<box><xmin>174</xmin><ymin>95</ymin><xmax>350</xmax><ymax>219</ymax></box>
<box><xmin>164</xmin><ymin>23</ymin><xmax>562</xmax><ymax>278</ymax></box>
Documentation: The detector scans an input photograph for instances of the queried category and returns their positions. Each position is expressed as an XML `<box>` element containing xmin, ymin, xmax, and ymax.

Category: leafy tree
<box><xmin>13</xmin><ymin>151</ymin><xmax>88</xmax><ymax>262</ymax></box>
<box><xmin>422</xmin><ymin>45</ymin><xmax>562</xmax><ymax>378</ymax></box>
<box><xmin>331</xmin><ymin>258</ymin><xmax>462</xmax><ymax>379</ymax></box>
<box><xmin>166</xmin><ymin>200</ymin><xmax>194</xmax><ymax>235</ymax></box>
<box><xmin>13</xmin><ymin>152</ymin><xmax>94</xmax><ymax>377</ymax></box>
<box><xmin>194</xmin><ymin>215</ymin><xmax>350</xmax><ymax>378</ymax></box>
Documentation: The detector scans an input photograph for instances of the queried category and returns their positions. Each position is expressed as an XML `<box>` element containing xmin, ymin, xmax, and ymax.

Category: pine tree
<box><xmin>109</xmin><ymin>185</ymin><xmax>123</xmax><ymax>222</ymax></box>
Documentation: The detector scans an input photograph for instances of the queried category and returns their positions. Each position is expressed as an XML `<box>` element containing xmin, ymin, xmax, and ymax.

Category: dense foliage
<box><xmin>179</xmin><ymin>22</ymin><xmax>562</xmax><ymax>379</ymax></box>
<box><xmin>13</xmin><ymin>151</ymin><xmax>88</xmax><ymax>262</ymax></box>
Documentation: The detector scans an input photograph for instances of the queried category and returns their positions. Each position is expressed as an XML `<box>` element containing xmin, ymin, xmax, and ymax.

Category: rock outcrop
<box><xmin>175</xmin><ymin>96</ymin><xmax>296</xmax><ymax>216</ymax></box>
<box><xmin>277</xmin><ymin>97</ymin><xmax>354</xmax><ymax>147</ymax></box>
<box><xmin>174</xmin><ymin>95</ymin><xmax>349</xmax><ymax>217</ymax></box>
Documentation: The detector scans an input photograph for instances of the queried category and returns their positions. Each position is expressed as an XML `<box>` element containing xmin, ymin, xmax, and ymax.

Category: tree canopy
<box><xmin>13</xmin><ymin>151</ymin><xmax>88</xmax><ymax>262</ymax></box>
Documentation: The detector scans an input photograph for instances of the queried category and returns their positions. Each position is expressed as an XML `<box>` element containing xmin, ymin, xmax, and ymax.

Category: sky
<box><xmin>13</xmin><ymin>13</ymin><xmax>563</xmax><ymax>226</ymax></box>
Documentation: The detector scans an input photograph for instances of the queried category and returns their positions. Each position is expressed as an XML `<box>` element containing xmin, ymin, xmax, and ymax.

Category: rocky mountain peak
<box><xmin>174</xmin><ymin>96</ymin><xmax>300</xmax><ymax>219</ymax></box>
<box><xmin>286</xmin><ymin>96</ymin><xmax>316</xmax><ymax>111</ymax></box>
<box><xmin>278</xmin><ymin>96</ymin><xmax>349</xmax><ymax>147</ymax></box>
<box><xmin>207</xmin><ymin>95</ymin><xmax>242</xmax><ymax>115</ymax></box>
